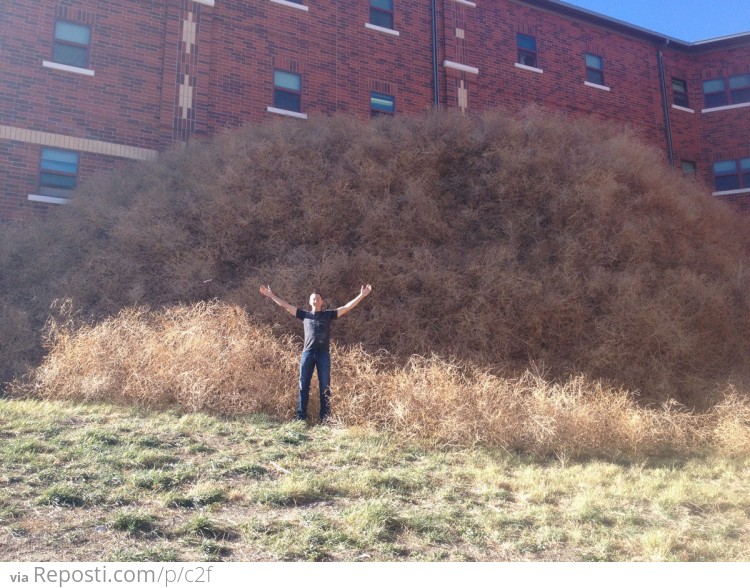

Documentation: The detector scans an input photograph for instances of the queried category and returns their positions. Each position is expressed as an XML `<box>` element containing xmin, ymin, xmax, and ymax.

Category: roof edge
<box><xmin>531</xmin><ymin>0</ymin><xmax>750</xmax><ymax>49</ymax></box>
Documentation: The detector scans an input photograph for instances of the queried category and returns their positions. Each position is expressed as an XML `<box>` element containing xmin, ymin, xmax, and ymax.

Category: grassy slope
<box><xmin>2</xmin><ymin>399</ymin><xmax>749</xmax><ymax>562</ymax></box>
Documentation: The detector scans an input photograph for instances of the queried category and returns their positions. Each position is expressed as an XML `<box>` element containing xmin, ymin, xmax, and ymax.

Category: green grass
<box><xmin>111</xmin><ymin>511</ymin><xmax>159</xmax><ymax>536</ymax></box>
<box><xmin>1</xmin><ymin>398</ymin><xmax>750</xmax><ymax>561</ymax></box>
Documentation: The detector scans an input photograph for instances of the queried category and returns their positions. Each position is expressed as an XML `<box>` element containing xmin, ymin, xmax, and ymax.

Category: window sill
<box><xmin>444</xmin><ymin>60</ymin><xmax>479</xmax><ymax>75</ymax></box>
<box><xmin>515</xmin><ymin>63</ymin><xmax>543</xmax><ymax>74</ymax></box>
<box><xmin>702</xmin><ymin>102</ymin><xmax>750</xmax><ymax>114</ymax></box>
<box><xmin>713</xmin><ymin>188</ymin><xmax>750</xmax><ymax>197</ymax></box>
<box><xmin>365</xmin><ymin>23</ymin><xmax>400</xmax><ymax>36</ymax></box>
<box><xmin>28</xmin><ymin>194</ymin><xmax>70</xmax><ymax>205</ymax></box>
<box><xmin>672</xmin><ymin>104</ymin><xmax>695</xmax><ymax>113</ymax></box>
<box><xmin>267</xmin><ymin>106</ymin><xmax>308</xmax><ymax>119</ymax></box>
<box><xmin>452</xmin><ymin>0</ymin><xmax>476</xmax><ymax>6</ymax></box>
<box><xmin>584</xmin><ymin>81</ymin><xmax>610</xmax><ymax>91</ymax></box>
<box><xmin>43</xmin><ymin>61</ymin><xmax>95</xmax><ymax>77</ymax></box>
<box><xmin>270</xmin><ymin>0</ymin><xmax>309</xmax><ymax>11</ymax></box>
<box><xmin>190</xmin><ymin>0</ymin><xmax>215</xmax><ymax>5</ymax></box>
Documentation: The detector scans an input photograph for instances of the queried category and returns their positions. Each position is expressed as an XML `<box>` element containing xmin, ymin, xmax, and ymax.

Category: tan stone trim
<box><xmin>458</xmin><ymin>80</ymin><xmax>468</xmax><ymax>112</ymax></box>
<box><xmin>182</xmin><ymin>11</ymin><xmax>197</xmax><ymax>54</ymax></box>
<box><xmin>444</xmin><ymin>61</ymin><xmax>479</xmax><ymax>75</ymax></box>
<box><xmin>0</xmin><ymin>125</ymin><xmax>158</xmax><ymax>161</ymax></box>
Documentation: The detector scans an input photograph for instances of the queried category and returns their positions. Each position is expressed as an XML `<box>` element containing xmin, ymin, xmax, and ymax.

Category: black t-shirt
<box><xmin>296</xmin><ymin>308</ymin><xmax>338</xmax><ymax>352</ymax></box>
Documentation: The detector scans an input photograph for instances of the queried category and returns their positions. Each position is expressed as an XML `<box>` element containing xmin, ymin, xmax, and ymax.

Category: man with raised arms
<box><xmin>259</xmin><ymin>284</ymin><xmax>372</xmax><ymax>422</ymax></box>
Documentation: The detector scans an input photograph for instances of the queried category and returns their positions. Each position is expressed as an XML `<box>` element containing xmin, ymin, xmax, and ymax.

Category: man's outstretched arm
<box><xmin>337</xmin><ymin>284</ymin><xmax>372</xmax><ymax>317</ymax></box>
<box><xmin>259</xmin><ymin>285</ymin><xmax>298</xmax><ymax>316</ymax></box>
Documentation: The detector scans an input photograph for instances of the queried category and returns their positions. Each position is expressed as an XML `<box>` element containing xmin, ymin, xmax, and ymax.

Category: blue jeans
<box><xmin>297</xmin><ymin>349</ymin><xmax>331</xmax><ymax>421</ymax></box>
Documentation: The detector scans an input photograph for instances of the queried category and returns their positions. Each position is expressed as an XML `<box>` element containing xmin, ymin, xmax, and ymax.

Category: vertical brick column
<box><xmin>193</xmin><ymin>2</ymin><xmax>214</xmax><ymax>138</ymax></box>
<box><xmin>156</xmin><ymin>0</ymin><xmax>214</xmax><ymax>145</ymax></box>
<box><xmin>174</xmin><ymin>0</ymin><xmax>207</xmax><ymax>143</ymax></box>
<box><xmin>158</xmin><ymin>1</ymin><xmax>184</xmax><ymax>145</ymax></box>
<box><xmin>441</xmin><ymin>0</ymin><xmax>478</xmax><ymax>112</ymax></box>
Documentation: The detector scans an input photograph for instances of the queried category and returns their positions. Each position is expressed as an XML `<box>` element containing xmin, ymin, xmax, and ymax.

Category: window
<box><xmin>703</xmin><ymin>74</ymin><xmax>750</xmax><ymax>108</ymax></box>
<box><xmin>39</xmin><ymin>148</ymin><xmax>79</xmax><ymax>198</ymax></box>
<box><xmin>370</xmin><ymin>91</ymin><xmax>395</xmax><ymax>117</ymax></box>
<box><xmin>713</xmin><ymin>158</ymin><xmax>750</xmax><ymax>192</ymax></box>
<box><xmin>585</xmin><ymin>53</ymin><xmax>604</xmax><ymax>86</ymax></box>
<box><xmin>681</xmin><ymin>160</ymin><xmax>696</xmax><ymax>174</ymax></box>
<box><xmin>273</xmin><ymin>70</ymin><xmax>301</xmax><ymax>113</ymax></box>
<box><xmin>672</xmin><ymin>78</ymin><xmax>689</xmax><ymax>108</ymax></box>
<box><xmin>703</xmin><ymin>78</ymin><xmax>727</xmax><ymax>108</ymax></box>
<box><xmin>516</xmin><ymin>34</ymin><xmax>537</xmax><ymax>68</ymax></box>
<box><xmin>369</xmin><ymin>0</ymin><xmax>394</xmax><ymax>30</ymax></box>
<box><xmin>729</xmin><ymin>73</ymin><xmax>750</xmax><ymax>104</ymax></box>
<box><xmin>52</xmin><ymin>21</ymin><xmax>91</xmax><ymax>68</ymax></box>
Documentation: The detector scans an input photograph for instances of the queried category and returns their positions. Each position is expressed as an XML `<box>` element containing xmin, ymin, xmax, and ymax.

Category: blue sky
<box><xmin>561</xmin><ymin>0</ymin><xmax>750</xmax><ymax>42</ymax></box>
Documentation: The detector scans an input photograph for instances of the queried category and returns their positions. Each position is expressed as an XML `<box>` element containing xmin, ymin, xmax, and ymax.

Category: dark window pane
<box><xmin>370</xmin><ymin>0</ymin><xmax>393</xmax><ymax>10</ymax></box>
<box><xmin>273</xmin><ymin>89</ymin><xmax>301</xmax><ymax>112</ymax></box>
<box><xmin>53</xmin><ymin>43</ymin><xmax>88</xmax><ymax>67</ymax></box>
<box><xmin>518</xmin><ymin>50</ymin><xmax>537</xmax><ymax>67</ymax></box>
<box><xmin>517</xmin><ymin>36</ymin><xmax>537</xmax><ymax>67</ymax></box>
<box><xmin>715</xmin><ymin>174</ymin><xmax>740</xmax><ymax>191</ymax></box>
<box><xmin>714</xmin><ymin>161</ymin><xmax>739</xmax><ymax>191</ymax></box>
<box><xmin>742</xmin><ymin>159</ymin><xmax>750</xmax><ymax>187</ymax></box>
<box><xmin>40</xmin><ymin>172</ymin><xmax>77</xmax><ymax>190</ymax></box>
<box><xmin>672</xmin><ymin>78</ymin><xmax>689</xmax><ymax>107</ymax></box>
<box><xmin>586</xmin><ymin>69</ymin><xmax>604</xmax><ymax>85</ymax></box>
<box><xmin>517</xmin><ymin>33</ymin><xmax>536</xmax><ymax>51</ymax></box>
<box><xmin>369</xmin><ymin>9</ymin><xmax>393</xmax><ymax>29</ymax></box>
<box><xmin>730</xmin><ymin>87</ymin><xmax>750</xmax><ymax>104</ymax></box>
<box><xmin>704</xmin><ymin>92</ymin><xmax>728</xmax><ymax>108</ymax></box>
<box><xmin>39</xmin><ymin>185</ymin><xmax>74</xmax><ymax>198</ymax></box>
<box><xmin>673</xmin><ymin>93</ymin><xmax>689</xmax><ymax>107</ymax></box>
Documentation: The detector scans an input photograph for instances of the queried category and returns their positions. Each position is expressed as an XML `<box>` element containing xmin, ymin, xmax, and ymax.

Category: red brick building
<box><xmin>1</xmin><ymin>0</ymin><xmax>749</xmax><ymax>222</ymax></box>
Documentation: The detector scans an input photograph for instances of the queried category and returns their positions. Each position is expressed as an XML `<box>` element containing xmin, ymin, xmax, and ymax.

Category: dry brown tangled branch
<box><xmin>2</xmin><ymin>109</ymin><xmax>750</xmax><ymax>405</ymax></box>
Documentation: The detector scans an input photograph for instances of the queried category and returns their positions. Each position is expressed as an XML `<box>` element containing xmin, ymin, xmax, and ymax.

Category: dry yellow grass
<box><xmin>22</xmin><ymin>301</ymin><xmax>297</xmax><ymax>418</ymax></box>
<box><xmin>12</xmin><ymin>301</ymin><xmax>750</xmax><ymax>458</ymax></box>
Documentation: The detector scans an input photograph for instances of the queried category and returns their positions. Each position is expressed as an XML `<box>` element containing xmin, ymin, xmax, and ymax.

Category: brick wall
<box><xmin>0</xmin><ymin>142</ymin><xmax>42</xmax><ymax>223</ymax></box>
<box><xmin>202</xmin><ymin>0</ymin><xmax>436</xmax><ymax>129</ymax></box>
<box><xmin>473</xmin><ymin>2</ymin><xmax>665</xmax><ymax>143</ymax></box>
<box><xmin>1</xmin><ymin>0</ymin><xmax>749</xmax><ymax>221</ymax></box>
<box><xmin>0</xmin><ymin>0</ymin><xmax>169</xmax><ymax>149</ymax></box>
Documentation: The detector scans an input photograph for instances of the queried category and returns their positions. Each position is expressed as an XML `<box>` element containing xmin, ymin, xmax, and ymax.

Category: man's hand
<box><xmin>259</xmin><ymin>285</ymin><xmax>297</xmax><ymax>316</ymax></box>
<box><xmin>338</xmin><ymin>284</ymin><xmax>373</xmax><ymax>317</ymax></box>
